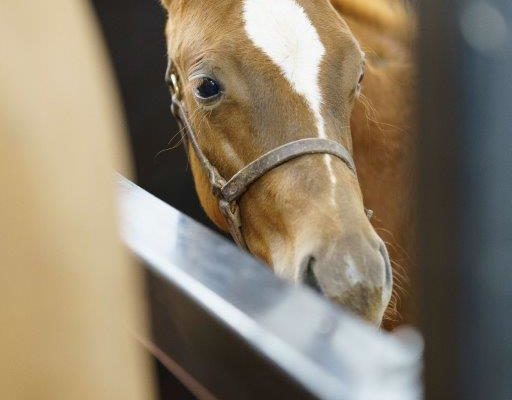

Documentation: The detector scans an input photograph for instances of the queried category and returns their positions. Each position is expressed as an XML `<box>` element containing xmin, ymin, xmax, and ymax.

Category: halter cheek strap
<box><xmin>166</xmin><ymin>61</ymin><xmax>371</xmax><ymax>250</ymax></box>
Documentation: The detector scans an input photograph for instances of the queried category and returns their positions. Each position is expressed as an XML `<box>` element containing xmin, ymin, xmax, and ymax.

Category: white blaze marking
<box><xmin>242</xmin><ymin>0</ymin><xmax>338</xmax><ymax>205</ymax></box>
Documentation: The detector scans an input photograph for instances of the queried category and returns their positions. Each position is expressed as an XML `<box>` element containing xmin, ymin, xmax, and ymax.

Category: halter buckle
<box><xmin>219</xmin><ymin>199</ymin><xmax>247</xmax><ymax>249</ymax></box>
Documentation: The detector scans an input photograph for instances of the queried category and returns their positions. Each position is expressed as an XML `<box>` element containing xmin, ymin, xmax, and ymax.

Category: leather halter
<box><xmin>166</xmin><ymin>61</ymin><xmax>370</xmax><ymax>250</ymax></box>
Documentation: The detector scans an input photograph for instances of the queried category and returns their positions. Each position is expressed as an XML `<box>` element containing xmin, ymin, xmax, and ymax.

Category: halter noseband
<box><xmin>166</xmin><ymin>61</ymin><xmax>370</xmax><ymax>250</ymax></box>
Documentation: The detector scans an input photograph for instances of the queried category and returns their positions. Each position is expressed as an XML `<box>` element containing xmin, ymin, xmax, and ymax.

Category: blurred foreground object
<box><xmin>0</xmin><ymin>1</ymin><xmax>154</xmax><ymax>399</ymax></box>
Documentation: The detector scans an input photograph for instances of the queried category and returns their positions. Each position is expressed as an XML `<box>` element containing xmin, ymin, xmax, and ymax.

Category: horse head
<box><xmin>161</xmin><ymin>0</ymin><xmax>393</xmax><ymax>325</ymax></box>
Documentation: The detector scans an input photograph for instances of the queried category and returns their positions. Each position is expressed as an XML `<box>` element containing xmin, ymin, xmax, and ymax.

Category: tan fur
<box><xmin>350</xmin><ymin>21</ymin><xmax>415</xmax><ymax>326</ymax></box>
<box><xmin>162</xmin><ymin>0</ymin><xmax>415</xmax><ymax>328</ymax></box>
<box><xmin>330</xmin><ymin>0</ymin><xmax>415</xmax><ymax>41</ymax></box>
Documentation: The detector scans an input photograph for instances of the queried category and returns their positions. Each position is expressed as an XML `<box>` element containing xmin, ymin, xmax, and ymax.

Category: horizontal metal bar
<box><xmin>118</xmin><ymin>175</ymin><xmax>423</xmax><ymax>400</ymax></box>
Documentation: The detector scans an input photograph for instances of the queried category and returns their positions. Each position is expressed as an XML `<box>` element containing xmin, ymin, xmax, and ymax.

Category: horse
<box><xmin>160</xmin><ymin>0</ymin><xmax>415</xmax><ymax>328</ymax></box>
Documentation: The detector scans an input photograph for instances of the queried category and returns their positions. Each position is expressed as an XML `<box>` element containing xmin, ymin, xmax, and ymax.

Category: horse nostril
<box><xmin>303</xmin><ymin>256</ymin><xmax>322</xmax><ymax>294</ymax></box>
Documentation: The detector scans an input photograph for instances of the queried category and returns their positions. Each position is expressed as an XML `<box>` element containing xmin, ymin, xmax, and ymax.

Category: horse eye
<box><xmin>195</xmin><ymin>77</ymin><xmax>221</xmax><ymax>100</ymax></box>
<box><xmin>358</xmin><ymin>72</ymin><xmax>365</xmax><ymax>84</ymax></box>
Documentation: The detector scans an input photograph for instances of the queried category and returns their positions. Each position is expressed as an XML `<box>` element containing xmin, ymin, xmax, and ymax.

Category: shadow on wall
<box><xmin>91</xmin><ymin>0</ymin><xmax>222</xmax><ymax>235</ymax></box>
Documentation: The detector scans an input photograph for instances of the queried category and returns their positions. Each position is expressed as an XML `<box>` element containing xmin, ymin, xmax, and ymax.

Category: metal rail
<box><xmin>118</xmin><ymin>175</ymin><xmax>422</xmax><ymax>400</ymax></box>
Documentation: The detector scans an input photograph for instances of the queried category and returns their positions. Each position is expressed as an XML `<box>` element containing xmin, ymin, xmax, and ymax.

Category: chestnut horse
<box><xmin>160</xmin><ymin>0</ymin><xmax>414</xmax><ymax>327</ymax></box>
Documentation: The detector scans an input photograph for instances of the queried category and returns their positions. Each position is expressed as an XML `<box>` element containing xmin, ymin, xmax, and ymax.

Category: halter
<box><xmin>166</xmin><ymin>61</ymin><xmax>371</xmax><ymax>250</ymax></box>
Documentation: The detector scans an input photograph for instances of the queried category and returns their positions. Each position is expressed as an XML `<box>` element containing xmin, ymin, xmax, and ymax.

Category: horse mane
<box><xmin>330</xmin><ymin>0</ymin><xmax>414</xmax><ymax>41</ymax></box>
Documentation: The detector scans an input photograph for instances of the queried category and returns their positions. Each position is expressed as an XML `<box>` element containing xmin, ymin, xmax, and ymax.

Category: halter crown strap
<box><xmin>172</xmin><ymin>99</ymin><xmax>227</xmax><ymax>195</ymax></box>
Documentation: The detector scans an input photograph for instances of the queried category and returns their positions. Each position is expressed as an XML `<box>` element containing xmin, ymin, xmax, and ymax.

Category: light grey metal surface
<box><xmin>118</xmin><ymin>175</ymin><xmax>423</xmax><ymax>400</ymax></box>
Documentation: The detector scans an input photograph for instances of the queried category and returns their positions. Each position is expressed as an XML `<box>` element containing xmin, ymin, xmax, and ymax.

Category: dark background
<box><xmin>91</xmin><ymin>0</ymin><xmax>219</xmax><ymax>233</ymax></box>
